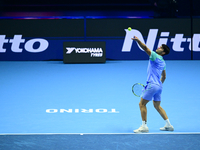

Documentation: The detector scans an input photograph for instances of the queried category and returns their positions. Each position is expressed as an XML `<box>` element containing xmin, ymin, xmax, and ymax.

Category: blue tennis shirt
<box><xmin>147</xmin><ymin>51</ymin><xmax>166</xmax><ymax>87</ymax></box>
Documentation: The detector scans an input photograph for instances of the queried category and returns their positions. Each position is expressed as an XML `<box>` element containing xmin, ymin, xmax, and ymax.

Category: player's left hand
<box><xmin>131</xmin><ymin>36</ymin><xmax>139</xmax><ymax>41</ymax></box>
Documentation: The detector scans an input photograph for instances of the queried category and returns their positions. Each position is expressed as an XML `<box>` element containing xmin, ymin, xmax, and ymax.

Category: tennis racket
<box><xmin>132</xmin><ymin>83</ymin><xmax>145</xmax><ymax>97</ymax></box>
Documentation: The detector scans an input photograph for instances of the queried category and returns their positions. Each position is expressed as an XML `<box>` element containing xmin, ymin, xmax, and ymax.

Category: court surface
<box><xmin>0</xmin><ymin>60</ymin><xmax>200</xmax><ymax>149</ymax></box>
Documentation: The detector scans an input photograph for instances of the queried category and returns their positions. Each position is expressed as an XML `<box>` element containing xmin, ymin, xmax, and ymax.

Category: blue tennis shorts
<box><xmin>142</xmin><ymin>83</ymin><xmax>162</xmax><ymax>101</ymax></box>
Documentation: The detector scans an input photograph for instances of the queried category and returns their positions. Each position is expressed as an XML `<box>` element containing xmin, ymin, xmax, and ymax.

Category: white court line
<box><xmin>0</xmin><ymin>132</ymin><xmax>200</xmax><ymax>135</ymax></box>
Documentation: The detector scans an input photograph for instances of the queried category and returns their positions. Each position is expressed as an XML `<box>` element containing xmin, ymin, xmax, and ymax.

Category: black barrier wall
<box><xmin>0</xmin><ymin>19</ymin><xmax>85</xmax><ymax>37</ymax></box>
<box><xmin>0</xmin><ymin>18</ymin><xmax>200</xmax><ymax>61</ymax></box>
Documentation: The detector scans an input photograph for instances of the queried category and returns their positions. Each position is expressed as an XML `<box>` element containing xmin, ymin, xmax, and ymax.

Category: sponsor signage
<box><xmin>0</xmin><ymin>35</ymin><xmax>49</xmax><ymax>53</ymax></box>
<box><xmin>87</xmin><ymin>18</ymin><xmax>195</xmax><ymax>60</ymax></box>
<box><xmin>63</xmin><ymin>42</ymin><xmax>106</xmax><ymax>63</ymax></box>
<box><xmin>0</xmin><ymin>19</ymin><xmax>85</xmax><ymax>61</ymax></box>
<box><xmin>0</xmin><ymin>18</ymin><xmax>200</xmax><ymax>60</ymax></box>
<box><xmin>193</xmin><ymin>18</ymin><xmax>200</xmax><ymax>59</ymax></box>
<box><xmin>46</xmin><ymin>108</ymin><xmax>119</xmax><ymax>113</ymax></box>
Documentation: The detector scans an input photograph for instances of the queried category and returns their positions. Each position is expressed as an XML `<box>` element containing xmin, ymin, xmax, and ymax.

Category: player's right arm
<box><xmin>131</xmin><ymin>36</ymin><xmax>151</xmax><ymax>56</ymax></box>
<box><xmin>161</xmin><ymin>70</ymin><xmax>166</xmax><ymax>83</ymax></box>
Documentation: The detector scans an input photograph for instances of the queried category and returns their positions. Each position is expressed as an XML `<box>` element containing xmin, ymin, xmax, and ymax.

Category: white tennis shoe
<box><xmin>134</xmin><ymin>125</ymin><xmax>149</xmax><ymax>133</ymax></box>
<box><xmin>160</xmin><ymin>125</ymin><xmax>174</xmax><ymax>131</ymax></box>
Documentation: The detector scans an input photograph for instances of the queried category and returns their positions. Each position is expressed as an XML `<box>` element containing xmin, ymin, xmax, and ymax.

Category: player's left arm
<box><xmin>131</xmin><ymin>36</ymin><xmax>151</xmax><ymax>56</ymax></box>
<box><xmin>161</xmin><ymin>70</ymin><xmax>166</xmax><ymax>83</ymax></box>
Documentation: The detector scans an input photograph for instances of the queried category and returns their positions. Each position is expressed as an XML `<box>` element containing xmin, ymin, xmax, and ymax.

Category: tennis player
<box><xmin>132</xmin><ymin>36</ymin><xmax>174</xmax><ymax>133</ymax></box>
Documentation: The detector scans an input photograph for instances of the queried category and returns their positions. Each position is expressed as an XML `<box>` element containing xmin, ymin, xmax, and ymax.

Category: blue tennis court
<box><xmin>0</xmin><ymin>60</ymin><xmax>200</xmax><ymax>149</ymax></box>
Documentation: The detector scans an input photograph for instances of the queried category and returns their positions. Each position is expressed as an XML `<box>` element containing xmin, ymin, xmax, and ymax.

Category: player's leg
<box><xmin>153</xmin><ymin>100</ymin><xmax>174</xmax><ymax>131</ymax></box>
<box><xmin>134</xmin><ymin>83</ymin><xmax>155</xmax><ymax>133</ymax></box>
<box><xmin>153</xmin><ymin>101</ymin><xmax>168</xmax><ymax>120</ymax></box>
<box><xmin>139</xmin><ymin>97</ymin><xmax>149</xmax><ymax>122</ymax></box>
<box><xmin>138</xmin><ymin>83</ymin><xmax>153</xmax><ymax>122</ymax></box>
<box><xmin>134</xmin><ymin>98</ymin><xmax>150</xmax><ymax>133</ymax></box>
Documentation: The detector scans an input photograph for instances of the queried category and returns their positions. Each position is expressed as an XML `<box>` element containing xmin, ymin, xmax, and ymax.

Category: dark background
<box><xmin>0</xmin><ymin>0</ymin><xmax>152</xmax><ymax>12</ymax></box>
<box><xmin>0</xmin><ymin>19</ymin><xmax>84</xmax><ymax>37</ymax></box>
<box><xmin>0</xmin><ymin>0</ymin><xmax>199</xmax><ymax>17</ymax></box>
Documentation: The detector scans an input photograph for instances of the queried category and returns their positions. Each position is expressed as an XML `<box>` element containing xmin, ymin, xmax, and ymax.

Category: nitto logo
<box><xmin>122</xmin><ymin>29</ymin><xmax>200</xmax><ymax>52</ymax></box>
<box><xmin>0</xmin><ymin>35</ymin><xmax>49</xmax><ymax>53</ymax></box>
<box><xmin>66</xmin><ymin>47</ymin><xmax>103</xmax><ymax>57</ymax></box>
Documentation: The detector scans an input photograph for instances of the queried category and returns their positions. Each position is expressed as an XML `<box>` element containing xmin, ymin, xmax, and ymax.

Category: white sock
<box><xmin>142</xmin><ymin>121</ymin><xmax>147</xmax><ymax>127</ymax></box>
<box><xmin>165</xmin><ymin>119</ymin><xmax>171</xmax><ymax>126</ymax></box>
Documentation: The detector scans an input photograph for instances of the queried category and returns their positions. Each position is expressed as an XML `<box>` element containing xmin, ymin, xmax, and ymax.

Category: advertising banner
<box><xmin>87</xmin><ymin>18</ymin><xmax>193</xmax><ymax>60</ymax></box>
<box><xmin>0</xmin><ymin>18</ymin><xmax>200</xmax><ymax>61</ymax></box>
<box><xmin>0</xmin><ymin>19</ymin><xmax>84</xmax><ymax>61</ymax></box>
<box><xmin>63</xmin><ymin>41</ymin><xmax>106</xmax><ymax>63</ymax></box>
<box><xmin>193</xmin><ymin>18</ymin><xmax>200</xmax><ymax>60</ymax></box>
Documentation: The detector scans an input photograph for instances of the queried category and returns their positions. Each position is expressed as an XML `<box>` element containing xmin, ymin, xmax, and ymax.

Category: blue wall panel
<box><xmin>0</xmin><ymin>18</ymin><xmax>199</xmax><ymax>61</ymax></box>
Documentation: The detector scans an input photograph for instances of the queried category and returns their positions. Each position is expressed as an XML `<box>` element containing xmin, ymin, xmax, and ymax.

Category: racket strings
<box><xmin>133</xmin><ymin>84</ymin><xmax>144</xmax><ymax>97</ymax></box>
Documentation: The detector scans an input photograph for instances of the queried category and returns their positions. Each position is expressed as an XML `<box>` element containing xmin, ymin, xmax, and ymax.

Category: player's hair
<box><xmin>162</xmin><ymin>44</ymin><xmax>170</xmax><ymax>55</ymax></box>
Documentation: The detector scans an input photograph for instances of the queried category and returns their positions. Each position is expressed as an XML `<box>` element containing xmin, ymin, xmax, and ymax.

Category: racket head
<box><xmin>132</xmin><ymin>83</ymin><xmax>145</xmax><ymax>97</ymax></box>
